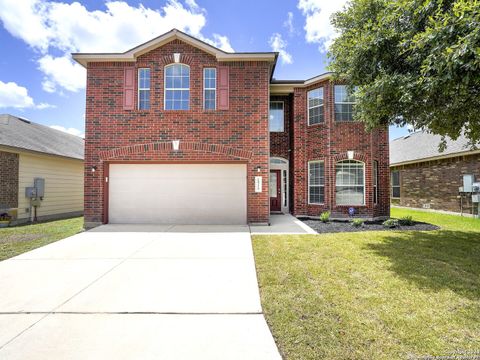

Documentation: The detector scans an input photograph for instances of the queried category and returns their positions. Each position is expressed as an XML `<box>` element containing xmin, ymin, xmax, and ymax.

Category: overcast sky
<box><xmin>0</xmin><ymin>0</ymin><xmax>408</xmax><ymax>140</ymax></box>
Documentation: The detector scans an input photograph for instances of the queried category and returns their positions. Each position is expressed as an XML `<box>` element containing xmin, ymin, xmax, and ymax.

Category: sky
<box><xmin>0</xmin><ymin>0</ymin><xmax>408</xmax><ymax>140</ymax></box>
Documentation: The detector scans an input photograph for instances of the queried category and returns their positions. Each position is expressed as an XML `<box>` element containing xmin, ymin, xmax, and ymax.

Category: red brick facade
<box><xmin>391</xmin><ymin>153</ymin><xmax>480</xmax><ymax>215</ymax></box>
<box><xmin>82</xmin><ymin>33</ymin><xmax>390</xmax><ymax>227</ymax></box>
<box><xmin>0</xmin><ymin>150</ymin><xmax>19</xmax><ymax>209</ymax></box>
<box><xmin>84</xmin><ymin>39</ymin><xmax>272</xmax><ymax>226</ymax></box>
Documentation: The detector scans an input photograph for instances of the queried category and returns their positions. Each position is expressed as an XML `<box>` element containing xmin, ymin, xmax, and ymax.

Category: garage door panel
<box><xmin>108</xmin><ymin>164</ymin><xmax>247</xmax><ymax>224</ymax></box>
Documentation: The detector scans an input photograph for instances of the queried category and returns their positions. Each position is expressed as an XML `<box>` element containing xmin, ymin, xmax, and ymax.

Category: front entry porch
<box><xmin>269</xmin><ymin>157</ymin><xmax>289</xmax><ymax>214</ymax></box>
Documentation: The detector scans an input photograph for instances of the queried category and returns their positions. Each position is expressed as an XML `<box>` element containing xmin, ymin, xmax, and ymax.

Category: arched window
<box><xmin>335</xmin><ymin>160</ymin><xmax>365</xmax><ymax>205</ymax></box>
<box><xmin>164</xmin><ymin>64</ymin><xmax>190</xmax><ymax>110</ymax></box>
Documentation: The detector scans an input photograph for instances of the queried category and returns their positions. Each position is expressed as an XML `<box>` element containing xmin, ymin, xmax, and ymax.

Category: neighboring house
<box><xmin>73</xmin><ymin>29</ymin><xmax>389</xmax><ymax>228</ymax></box>
<box><xmin>0</xmin><ymin>114</ymin><xmax>84</xmax><ymax>224</ymax></box>
<box><xmin>390</xmin><ymin>130</ymin><xmax>480</xmax><ymax>215</ymax></box>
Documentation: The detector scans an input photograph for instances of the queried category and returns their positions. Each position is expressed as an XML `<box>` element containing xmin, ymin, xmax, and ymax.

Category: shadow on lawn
<box><xmin>366</xmin><ymin>230</ymin><xmax>480</xmax><ymax>300</ymax></box>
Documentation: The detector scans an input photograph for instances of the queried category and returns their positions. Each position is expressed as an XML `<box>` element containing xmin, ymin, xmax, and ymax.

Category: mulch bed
<box><xmin>299</xmin><ymin>218</ymin><xmax>440</xmax><ymax>234</ymax></box>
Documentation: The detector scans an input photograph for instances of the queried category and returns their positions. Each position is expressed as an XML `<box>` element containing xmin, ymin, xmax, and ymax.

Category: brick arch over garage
<box><xmin>98</xmin><ymin>141</ymin><xmax>253</xmax><ymax>161</ymax></box>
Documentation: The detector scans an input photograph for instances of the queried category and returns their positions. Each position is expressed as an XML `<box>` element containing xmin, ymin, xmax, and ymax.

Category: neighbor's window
<box><xmin>334</xmin><ymin>85</ymin><xmax>356</xmax><ymax>121</ymax></box>
<box><xmin>308</xmin><ymin>161</ymin><xmax>325</xmax><ymax>204</ymax></box>
<box><xmin>165</xmin><ymin>64</ymin><xmax>190</xmax><ymax>110</ymax></box>
<box><xmin>391</xmin><ymin>170</ymin><xmax>400</xmax><ymax>198</ymax></box>
<box><xmin>138</xmin><ymin>68</ymin><xmax>150</xmax><ymax>110</ymax></box>
<box><xmin>335</xmin><ymin>160</ymin><xmax>365</xmax><ymax>205</ymax></box>
<box><xmin>269</xmin><ymin>101</ymin><xmax>284</xmax><ymax>132</ymax></box>
<box><xmin>373</xmin><ymin>160</ymin><xmax>379</xmax><ymax>204</ymax></box>
<box><xmin>307</xmin><ymin>88</ymin><xmax>324</xmax><ymax>125</ymax></box>
<box><xmin>204</xmin><ymin>68</ymin><xmax>216</xmax><ymax>110</ymax></box>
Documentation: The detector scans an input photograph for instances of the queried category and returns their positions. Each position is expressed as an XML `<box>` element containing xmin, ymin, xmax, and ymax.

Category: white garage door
<box><xmin>108</xmin><ymin>163</ymin><xmax>247</xmax><ymax>224</ymax></box>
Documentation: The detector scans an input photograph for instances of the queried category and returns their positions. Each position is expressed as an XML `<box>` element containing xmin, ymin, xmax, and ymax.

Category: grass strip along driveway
<box><xmin>0</xmin><ymin>217</ymin><xmax>83</xmax><ymax>261</ymax></box>
<box><xmin>252</xmin><ymin>208</ymin><xmax>480</xmax><ymax>359</ymax></box>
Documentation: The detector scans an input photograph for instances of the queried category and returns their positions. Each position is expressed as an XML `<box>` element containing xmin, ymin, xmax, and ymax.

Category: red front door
<box><xmin>270</xmin><ymin>170</ymin><xmax>281</xmax><ymax>212</ymax></box>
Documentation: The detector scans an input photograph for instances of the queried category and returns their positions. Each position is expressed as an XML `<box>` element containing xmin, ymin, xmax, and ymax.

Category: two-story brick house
<box><xmin>73</xmin><ymin>29</ymin><xmax>389</xmax><ymax>228</ymax></box>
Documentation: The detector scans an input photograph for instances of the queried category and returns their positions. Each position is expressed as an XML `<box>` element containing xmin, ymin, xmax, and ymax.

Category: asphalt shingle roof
<box><xmin>390</xmin><ymin>130</ymin><xmax>478</xmax><ymax>165</ymax></box>
<box><xmin>0</xmin><ymin>114</ymin><xmax>84</xmax><ymax>160</ymax></box>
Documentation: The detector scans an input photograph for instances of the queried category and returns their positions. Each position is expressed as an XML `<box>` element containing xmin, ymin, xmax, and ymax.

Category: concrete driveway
<box><xmin>0</xmin><ymin>225</ymin><xmax>281</xmax><ymax>359</ymax></box>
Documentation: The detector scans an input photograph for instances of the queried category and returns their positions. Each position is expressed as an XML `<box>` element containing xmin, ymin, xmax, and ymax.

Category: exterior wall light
<box><xmin>91</xmin><ymin>166</ymin><xmax>97</xmax><ymax>173</ymax></box>
<box><xmin>255</xmin><ymin>166</ymin><xmax>262</xmax><ymax>172</ymax></box>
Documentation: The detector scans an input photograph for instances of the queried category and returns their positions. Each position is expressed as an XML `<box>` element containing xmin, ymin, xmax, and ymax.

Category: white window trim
<box><xmin>334</xmin><ymin>85</ymin><xmax>356</xmax><ymax>122</ymax></box>
<box><xmin>269</xmin><ymin>101</ymin><xmax>285</xmax><ymax>132</ymax></box>
<box><xmin>307</xmin><ymin>88</ymin><xmax>324</xmax><ymax>126</ymax></box>
<box><xmin>391</xmin><ymin>170</ymin><xmax>401</xmax><ymax>199</ymax></box>
<box><xmin>308</xmin><ymin>160</ymin><xmax>325</xmax><ymax>205</ymax></box>
<box><xmin>203</xmin><ymin>67</ymin><xmax>216</xmax><ymax>110</ymax></box>
<box><xmin>335</xmin><ymin>159</ymin><xmax>366</xmax><ymax>206</ymax></box>
<box><xmin>138</xmin><ymin>68</ymin><xmax>150</xmax><ymax>110</ymax></box>
<box><xmin>164</xmin><ymin>63</ymin><xmax>190</xmax><ymax>110</ymax></box>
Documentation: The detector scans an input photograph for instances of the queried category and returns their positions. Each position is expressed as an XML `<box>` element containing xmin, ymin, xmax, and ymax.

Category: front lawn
<box><xmin>0</xmin><ymin>217</ymin><xmax>83</xmax><ymax>261</ymax></box>
<box><xmin>252</xmin><ymin>208</ymin><xmax>480</xmax><ymax>359</ymax></box>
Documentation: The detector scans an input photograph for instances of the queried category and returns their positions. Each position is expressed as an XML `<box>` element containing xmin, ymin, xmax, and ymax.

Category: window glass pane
<box><xmin>308</xmin><ymin>162</ymin><xmax>325</xmax><ymax>204</ymax></box>
<box><xmin>308</xmin><ymin>88</ymin><xmax>324</xmax><ymax>125</ymax></box>
<box><xmin>269</xmin><ymin>102</ymin><xmax>284</xmax><ymax>132</ymax></box>
<box><xmin>203</xmin><ymin>68</ymin><xmax>216</xmax><ymax>110</ymax></box>
<box><xmin>334</xmin><ymin>85</ymin><xmax>356</xmax><ymax>121</ymax></box>
<box><xmin>138</xmin><ymin>68</ymin><xmax>150</xmax><ymax>110</ymax></box>
<box><xmin>392</xmin><ymin>187</ymin><xmax>400</xmax><ymax>198</ymax></box>
<box><xmin>335</xmin><ymin>160</ymin><xmax>364</xmax><ymax>205</ymax></box>
<box><xmin>165</xmin><ymin>64</ymin><xmax>190</xmax><ymax>110</ymax></box>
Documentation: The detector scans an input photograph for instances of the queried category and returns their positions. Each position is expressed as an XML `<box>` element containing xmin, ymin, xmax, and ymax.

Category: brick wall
<box><xmin>391</xmin><ymin>153</ymin><xmax>480</xmax><ymax>214</ymax></box>
<box><xmin>289</xmin><ymin>80</ymin><xmax>390</xmax><ymax>219</ymax></box>
<box><xmin>84</xmin><ymin>39</ymin><xmax>271</xmax><ymax>225</ymax></box>
<box><xmin>0</xmin><ymin>151</ymin><xmax>19</xmax><ymax>209</ymax></box>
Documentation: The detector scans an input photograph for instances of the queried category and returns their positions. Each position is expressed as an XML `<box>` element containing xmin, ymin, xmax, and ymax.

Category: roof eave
<box><xmin>390</xmin><ymin>148</ymin><xmax>480</xmax><ymax>167</ymax></box>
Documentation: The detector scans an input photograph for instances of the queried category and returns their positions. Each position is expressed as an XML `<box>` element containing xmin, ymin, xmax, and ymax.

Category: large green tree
<box><xmin>329</xmin><ymin>0</ymin><xmax>480</xmax><ymax>146</ymax></box>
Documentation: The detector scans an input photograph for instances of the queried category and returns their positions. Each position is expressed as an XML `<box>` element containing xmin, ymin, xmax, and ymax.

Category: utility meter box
<box><xmin>473</xmin><ymin>182</ymin><xmax>480</xmax><ymax>193</ymax></box>
<box><xmin>472</xmin><ymin>194</ymin><xmax>480</xmax><ymax>203</ymax></box>
<box><xmin>34</xmin><ymin>178</ymin><xmax>45</xmax><ymax>198</ymax></box>
<box><xmin>25</xmin><ymin>187</ymin><xmax>37</xmax><ymax>198</ymax></box>
<box><xmin>463</xmin><ymin>175</ymin><xmax>474</xmax><ymax>192</ymax></box>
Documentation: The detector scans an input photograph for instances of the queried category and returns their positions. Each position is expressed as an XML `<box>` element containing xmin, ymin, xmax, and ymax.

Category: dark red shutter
<box><xmin>217</xmin><ymin>66</ymin><xmax>229</xmax><ymax>110</ymax></box>
<box><xmin>123</xmin><ymin>67</ymin><xmax>135</xmax><ymax>110</ymax></box>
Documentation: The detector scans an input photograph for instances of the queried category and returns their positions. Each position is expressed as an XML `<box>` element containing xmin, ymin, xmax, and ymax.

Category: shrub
<box><xmin>320</xmin><ymin>211</ymin><xmax>331</xmax><ymax>223</ymax></box>
<box><xmin>352</xmin><ymin>218</ymin><xmax>364</xmax><ymax>227</ymax></box>
<box><xmin>399</xmin><ymin>215</ymin><xmax>414</xmax><ymax>226</ymax></box>
<box><xmin>0</xmin><ymin>213</ymin><xmax>11</xmax><ymax>221</ymax></box>
<box><xmin>383</xmin><ymin>219</ymin><xmax>399</xmax><ymax>228</ymax></box>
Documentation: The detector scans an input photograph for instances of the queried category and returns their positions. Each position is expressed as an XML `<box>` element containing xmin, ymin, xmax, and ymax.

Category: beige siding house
<box><xmin>0</xmin><ymin>114</ymin><xmax>84</xmax><ymax>225</ymax></box>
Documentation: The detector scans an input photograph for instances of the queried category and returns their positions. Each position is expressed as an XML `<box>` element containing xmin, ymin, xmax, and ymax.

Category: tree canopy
<box><xmin>329</xmin><ymin>0</ymin><xmax>480</xmax><ymax>146</ymax></box>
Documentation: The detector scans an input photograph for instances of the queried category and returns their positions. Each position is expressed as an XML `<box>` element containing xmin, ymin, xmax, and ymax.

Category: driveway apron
<box><xmin>0</xmin><ymin>224</ymin><xmax>281</xmax><ymax>359</ymax></box>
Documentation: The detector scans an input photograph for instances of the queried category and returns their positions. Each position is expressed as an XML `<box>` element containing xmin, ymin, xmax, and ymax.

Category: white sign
<box><xmin>255</xmin><ymin>176</ymin><xmax>262</xmax><ymax>193</ymax></box>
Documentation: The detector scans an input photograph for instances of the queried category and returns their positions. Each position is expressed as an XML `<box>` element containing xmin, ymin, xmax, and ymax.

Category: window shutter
<box><xmin>217</xmin><ymin>66</ymin><xmax>229</xmax><ymax>110</ymax></box>
<box><xmin>123</xmin><ymin>67</ymin><xmax>135</xmax><ymax>110</ymax></box>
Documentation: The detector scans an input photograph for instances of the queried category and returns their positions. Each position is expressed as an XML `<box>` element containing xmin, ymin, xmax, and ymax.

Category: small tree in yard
<box><xmin>329</xmin><ymin>0</ymin><xmax>480</xmax><ymax>147</ymax></box>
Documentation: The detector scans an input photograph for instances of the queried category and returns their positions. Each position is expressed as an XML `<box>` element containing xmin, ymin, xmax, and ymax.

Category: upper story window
<box><xmin>335</xmin><ymin>160</ymin><xmax>365</xmax><ymax>205</ymax></box>
<box><xmin>204</xmin><ymin>68</ymin><xmax>216</xmax><ymax>110</ymax></box>
<box><xmin>138</xmin><ymin>68</ymin><xmax>150</xmax><ymax>110</ymax></box>
<box><xmin>308</xmin><ymin>161</ymin><xmax>325</xmax><ymax>204</ymax></box>
<box><xmin>391</xmin><ymin>170</ymin><xmax>400</xmax><ymax>198</ymax></box>
<box><xmin>269</xmin><ymin>101</ymin><xmax>284</xmax><ymax>132</ymax></box>
<box><xmin>165</xmin><ymin>64</ymin><xmax>190</xmax><ymax>110</ymax></box>
<box><xmin>307</xmin><ymin>88</ymin><xmax>324</xmax><ymax>125</ymax></box>
<box><xmin>334</xmin><ymin>85</ymin><xmax>356</xmax><ymax>121</ymax></box>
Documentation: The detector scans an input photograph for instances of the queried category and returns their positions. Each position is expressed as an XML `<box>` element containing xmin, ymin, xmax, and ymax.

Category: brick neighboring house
<box><xmin>73</xmin><ymin>29</ymin><xmax>390</xmax><ymax>228</ymax></box>
<box><xmin>390</xmin><ymin>131</ymin><xmax>480</xmax><ymax>215</ymax></box>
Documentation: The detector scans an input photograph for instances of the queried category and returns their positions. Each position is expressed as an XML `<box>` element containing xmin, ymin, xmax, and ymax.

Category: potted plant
<box><xmin>0</xmin><ymin>213</ymin><xmax>11</xmax><ymax>228</ymax></box>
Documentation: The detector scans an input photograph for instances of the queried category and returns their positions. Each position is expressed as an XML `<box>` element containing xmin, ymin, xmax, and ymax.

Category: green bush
<box><xmin>398</xmin><ymin>215</ymin><xmax>414</xmax><ymax>226</ymax></box>
<box><xmin>351</xmin><ymin>218</ymin><xmax>364</xmax><ymax>227</ymax></box>
<box><xmin>383</xmin><ymin>219</ymin><xmax>399</xmax><ymax>228</ymax></box>
<box><xmin>320</xmin><ymin>211</ymin><xmax>331</xmax><ymax>223</ymax></box>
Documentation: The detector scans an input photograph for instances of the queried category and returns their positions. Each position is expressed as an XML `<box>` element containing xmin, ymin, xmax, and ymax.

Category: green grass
<box><xmin>0</xmin><ymin>217</ymin><xmax>83</xmax><ymax>261</ymax></box>
<box><xmin>252</xmin><ymin>208</ymin><xmax>480</xmax><ymax>359</ymax></box>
